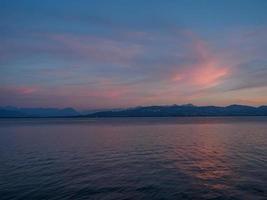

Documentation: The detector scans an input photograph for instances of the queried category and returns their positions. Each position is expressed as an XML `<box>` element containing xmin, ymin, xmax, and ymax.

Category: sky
<box><xmin>1</xmin><ymin>0</ymin><xmax>267</xmax><ymax>109</ymax></box>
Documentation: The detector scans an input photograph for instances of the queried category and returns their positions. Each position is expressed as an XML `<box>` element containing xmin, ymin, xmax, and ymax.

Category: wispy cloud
<box><xmin>1</xmin><ymin>24</ymin><xmax>267</xmax><ymax>108</ymax></box>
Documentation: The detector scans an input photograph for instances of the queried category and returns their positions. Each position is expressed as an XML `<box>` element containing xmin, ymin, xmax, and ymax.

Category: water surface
<box><xmin>1</xmin><ymin>117</ymin><xmax>267</xmax><ymax>200</ymax></box>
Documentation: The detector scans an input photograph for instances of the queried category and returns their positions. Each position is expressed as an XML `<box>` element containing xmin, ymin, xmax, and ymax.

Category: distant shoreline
<box><xmin>1</xmin><ymin>115</ymin><xmax>267</xmax><ymax>119</ymax></box>
<box><xmin>1</xmin><ymin>104</ymin><xmax>267</xmax><ymax>118</ymax></box>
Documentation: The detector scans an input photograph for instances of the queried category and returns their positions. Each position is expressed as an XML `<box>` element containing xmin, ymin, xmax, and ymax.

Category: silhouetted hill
<box><xmin>1</xmin><ymin>104</ymin><xmax>267</xmax><ymax>118</ymax></box>
<box><xmin>0</xmin><ymin>107</ymin><xmax>79</xmax><ymax>117</ymax></box>
<box><xmin>0</xmin><ymin>109</ymin><xmax>28</xmax><ymax>117</ymax></box>
<box><xmin>85</xmin><ymin>104</ymin><xmax>267</xmax><ymax>118</ymax></box>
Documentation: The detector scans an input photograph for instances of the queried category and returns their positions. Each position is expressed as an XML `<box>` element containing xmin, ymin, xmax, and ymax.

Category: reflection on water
<box><xmin>0</xmin><ymin>117</ymin><xmax>267</xmax><ymax>200</ymax></box>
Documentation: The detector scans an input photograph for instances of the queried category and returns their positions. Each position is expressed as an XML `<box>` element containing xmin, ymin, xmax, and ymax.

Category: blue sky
<box><xmin>1</xmin><ymin>0</ymin><xmax>267</xmax><ymax>109</ymax></box>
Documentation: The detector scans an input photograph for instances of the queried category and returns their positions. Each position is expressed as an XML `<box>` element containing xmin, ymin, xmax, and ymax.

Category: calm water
<box><xmin>1</xmin><ymin>117</ymin><xmax>267</xmax><ymax>200</ymax></box>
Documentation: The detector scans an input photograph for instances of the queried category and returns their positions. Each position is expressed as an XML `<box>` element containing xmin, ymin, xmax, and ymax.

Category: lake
<box><xmin>0</xmin><ymin>117</ymin><xmax>267</xmax><ymax>200</ymax></box>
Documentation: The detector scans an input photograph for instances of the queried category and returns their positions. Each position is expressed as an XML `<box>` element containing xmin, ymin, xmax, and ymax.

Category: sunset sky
<box><xmin>1</xmin><ymin>0</ymin><xmax>267</xmax><ymax>109</ymax></box>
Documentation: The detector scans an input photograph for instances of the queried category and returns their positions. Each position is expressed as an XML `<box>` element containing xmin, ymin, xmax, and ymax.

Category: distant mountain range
<box><xmin>1</xmin><ymin>104</ymin><xmax>267</xmax><ymax>118</ymax></box>
<box><xmin>85</xmin><ymin>104</ymin><xmax>267</xmax><ymax>118</ymax></box>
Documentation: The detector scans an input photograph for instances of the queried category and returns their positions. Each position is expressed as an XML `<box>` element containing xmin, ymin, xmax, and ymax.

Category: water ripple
<box><xmin>0</xmin><ymin>117</ymin><xmax>267</xmax><ymax>199</ymax></box>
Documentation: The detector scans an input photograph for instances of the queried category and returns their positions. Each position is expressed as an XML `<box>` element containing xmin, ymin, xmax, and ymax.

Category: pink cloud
<box><xmin>172</xmin><ymin>34</ymin><xmax>230</xmax><ymax>89</ymax></box>
<box><xmin>18</xmin><ymin>87</ymin><xmax>37</xmax><ymax>95</ymax></box>
<box><xmin>0</xmin><ymin>86</ymin><xmax>38</xmax><ymax>95</ymax></box>
<box><xmin>191</xmin><ymin>62</ymin><xmax>229</xmax><ymax>88</ymax></box>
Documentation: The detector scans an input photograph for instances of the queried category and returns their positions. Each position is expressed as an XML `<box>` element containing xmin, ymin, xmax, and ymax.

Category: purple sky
<box><xmin>1</xmin><ymin>0</ymin><xmax>267</xmax><ymax>109</ymax></box>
